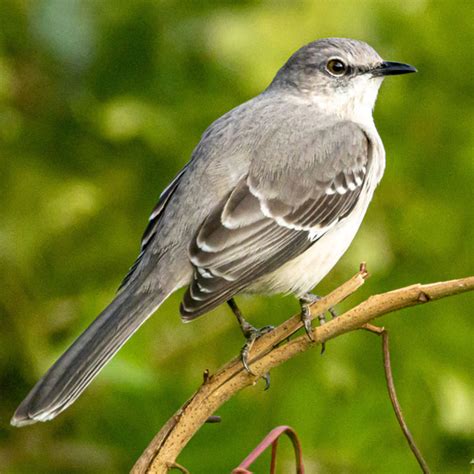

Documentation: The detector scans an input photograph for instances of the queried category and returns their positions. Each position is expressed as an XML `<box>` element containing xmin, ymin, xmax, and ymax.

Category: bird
<box><xmin>11</xmin><ymin>38</ymin><xmax>416</xmax><ymax>426</ymax></box>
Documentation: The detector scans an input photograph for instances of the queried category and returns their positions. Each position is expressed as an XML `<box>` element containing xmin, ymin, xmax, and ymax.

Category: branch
<box><xmin>381</xmin><ymin>330</ymin><xmax>431</xmax><ymax>474</ymax></box>
<box><xmin>132</xmin><ymin>269</ymin><xmax>474</xmax><ymax>473</ymax></box>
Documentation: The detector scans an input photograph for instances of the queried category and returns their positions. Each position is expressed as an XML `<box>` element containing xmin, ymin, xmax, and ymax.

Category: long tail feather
<box><xmin>11</xmin><ymin>286</ymin><xmax>167</xmax><ymax>426</ymax></box>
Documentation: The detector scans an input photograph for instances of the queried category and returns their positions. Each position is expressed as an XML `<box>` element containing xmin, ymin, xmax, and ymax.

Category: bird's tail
<box><xmin>11</xmin><ymin>285</ymin><xmax>168</xmax><ymax>426</ymax></box>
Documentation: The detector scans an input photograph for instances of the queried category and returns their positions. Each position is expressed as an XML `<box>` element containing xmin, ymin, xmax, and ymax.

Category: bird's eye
<box><xmin>326</xmin><ymin>59</ymin><xmax>347</xmax><ymax>76</ymax></box>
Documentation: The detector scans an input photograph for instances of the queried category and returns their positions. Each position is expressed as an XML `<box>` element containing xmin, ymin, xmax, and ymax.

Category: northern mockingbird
<box><xmin>12</xmin><ymin>38</ymin><xmax>416</xmax><ymax>426</ymax></box>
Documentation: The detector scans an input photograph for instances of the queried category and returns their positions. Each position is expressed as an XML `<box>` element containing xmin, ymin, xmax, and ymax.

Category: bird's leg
<box><xmin>228</xmin><ymin>298</ymin><xmax>256</xmax><ymax>339</ymax></box>
<box><xmin>299</xmin><ymin>293</ymin><xmax>338</xmax><ymax>353</ymax></box>
<box><xmin>227</xmin><ymin>298</ymin><xmax>273</xmax><ymax>382</ymax></box>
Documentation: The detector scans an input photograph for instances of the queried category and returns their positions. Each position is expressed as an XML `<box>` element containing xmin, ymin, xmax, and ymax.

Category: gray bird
<box><xmin>12</xmin><ymin>38</ymin><xmax>416</xmax><ymax>426</ymax></box>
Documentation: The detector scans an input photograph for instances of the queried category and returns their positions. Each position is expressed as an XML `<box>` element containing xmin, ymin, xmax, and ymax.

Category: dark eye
<box><xmin>326</xmin><ymin>58</ymin><xmax>347</xmax><ymax>76</ymax></box>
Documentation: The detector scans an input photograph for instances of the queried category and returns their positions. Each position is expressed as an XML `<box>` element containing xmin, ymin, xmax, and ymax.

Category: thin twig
<box><xmin>132</xmin><ymin>272</ymin><xmax>474</xmax><ymax>473</ymax></box>
<box><xmin>381</xmin><ymin>330</ymin><xmax>431</xmax><ymax>474</ymax></box>
<box><xmin>165</xmin><ymin>462</ymin><xmax>190</xmax><ymax>474</ymax></box>
<box><xmin>361</xmin><ymin>322</ymin><xmax>385</xmax><ymax>334</ymax></box>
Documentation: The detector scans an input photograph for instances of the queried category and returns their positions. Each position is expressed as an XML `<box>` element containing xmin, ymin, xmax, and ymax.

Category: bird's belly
<box><xmin>246</xmin><ymin>194</ymin><xmax>370</xmax><ymax>296</ymax></box>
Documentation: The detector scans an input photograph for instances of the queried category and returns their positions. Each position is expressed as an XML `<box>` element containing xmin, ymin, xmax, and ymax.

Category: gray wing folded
<box><xmin>180</xmin><ymin>121</ymin><xmax>370</xmax><ymax>319</ymax></box>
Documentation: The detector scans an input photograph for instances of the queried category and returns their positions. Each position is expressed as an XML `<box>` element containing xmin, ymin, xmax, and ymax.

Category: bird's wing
<box><xmin>181</xmin><ymin>121</ymin><xmax>371</xmax><ymax>318</ymax></box>
<box><xmin>119</xmin><ymin>165</ymin><xmax>188</xmax><ymax>289</ymax></box>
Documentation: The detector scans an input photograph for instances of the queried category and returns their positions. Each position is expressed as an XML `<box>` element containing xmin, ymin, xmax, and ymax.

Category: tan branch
<box><xmin>132</xmin><ymin>270</ymin><xmax>474</xmax><ymax>473</ymax></box>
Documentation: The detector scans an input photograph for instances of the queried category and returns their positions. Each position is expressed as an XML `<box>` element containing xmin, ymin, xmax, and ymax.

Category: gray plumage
<box><xmin>181</xmin><ymin>121</ymin><xmax>370</xmax><ymax>318</ymax></box>
<box><xmin>11</xmin><ymin>38</ymin><xmax>415</xmax><ymax>426</ymax></box>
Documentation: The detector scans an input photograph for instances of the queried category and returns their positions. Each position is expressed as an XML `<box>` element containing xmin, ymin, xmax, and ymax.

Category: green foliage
<box><xmin>0</xmin><ymin>1</ymin><xmax>472</xmax><ymax>472</ymax></box>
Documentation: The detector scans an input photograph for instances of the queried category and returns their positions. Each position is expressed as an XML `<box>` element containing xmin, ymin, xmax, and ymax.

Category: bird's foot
<box><xmin>240</xmin><ymin>324</ymin><xmax>274</xmax><ymax>375</ymax></box>
<box><xmin>299</xmin><ymin>293</ymin><xmax>337</xmax><ymax>353</ymax></box>
<box><xmin>227</xmin><ymin>298</ymin><xmax>273</xmax><ymax>385</ymax></box>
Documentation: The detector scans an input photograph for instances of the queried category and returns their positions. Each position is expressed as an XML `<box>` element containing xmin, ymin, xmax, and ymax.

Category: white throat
<box><xmin>309</xmin><ymin>76</ymin><xmax>384</xmax><ymax>126</ymax></box>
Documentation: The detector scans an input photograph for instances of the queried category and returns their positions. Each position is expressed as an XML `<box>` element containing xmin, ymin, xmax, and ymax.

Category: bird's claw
<box><xmin>240</xmin><ymin>325</ymin><xmax>274</xmax><ymax>377</ymax></box>
<box><xmin>328</xmin><ymin>306</ymin><xmax>338</xmax><ymax>320</ymax></box>
<box><xmin>299</xmin><ymin>293</ymin><xmax>338</xmax><ymax>353</ymax></box>
<box><xmin>301</xmin><ymin>303</ymin><xmax>316</xmax><ymax>342</ymax></box>
<box><xmin>227</xmin><ymin>299</ymin><xmax>273</xmax><ymax>388</ymax></box>
<box><xmin>262</xmin><ymin>372</ymin><xmax>271</xmax><ymax>391</ymax></box>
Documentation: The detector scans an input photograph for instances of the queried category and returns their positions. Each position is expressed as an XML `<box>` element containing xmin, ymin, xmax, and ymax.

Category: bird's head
<box><xmin>270</xmin><ymin>38</ymin><xmax>416</xmax><ymax>122</ymax></box>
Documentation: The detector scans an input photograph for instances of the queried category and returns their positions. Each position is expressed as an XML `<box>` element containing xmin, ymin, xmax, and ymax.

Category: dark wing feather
<box><xmin>181</xmin><ymin>121</ymin><xmax>370</xmax><ymax>319</ymax></box>
<box><xmin>119</xmin><ymin>166</ymin><xmax>187</xmax><ymax>289</ymax></box>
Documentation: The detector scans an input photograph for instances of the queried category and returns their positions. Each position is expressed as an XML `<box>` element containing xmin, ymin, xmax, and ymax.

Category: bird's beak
<box><xmin>372</xmin><ymin>61</ymin><xmax>417</xmax><ymax>76</ymax></box>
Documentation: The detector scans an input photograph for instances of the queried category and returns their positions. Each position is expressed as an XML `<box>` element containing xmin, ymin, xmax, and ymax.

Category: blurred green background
<box><xmin>0</xmin><ymin>1</ymin><xmax>472</xmax><ymax>472</ymax></box>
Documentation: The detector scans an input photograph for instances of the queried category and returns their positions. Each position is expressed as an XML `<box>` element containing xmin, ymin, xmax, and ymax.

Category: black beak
<box><xmin>373</xmin><ymin>61</ymin><xmax>417</xmax><ymax>76</ymax></box>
